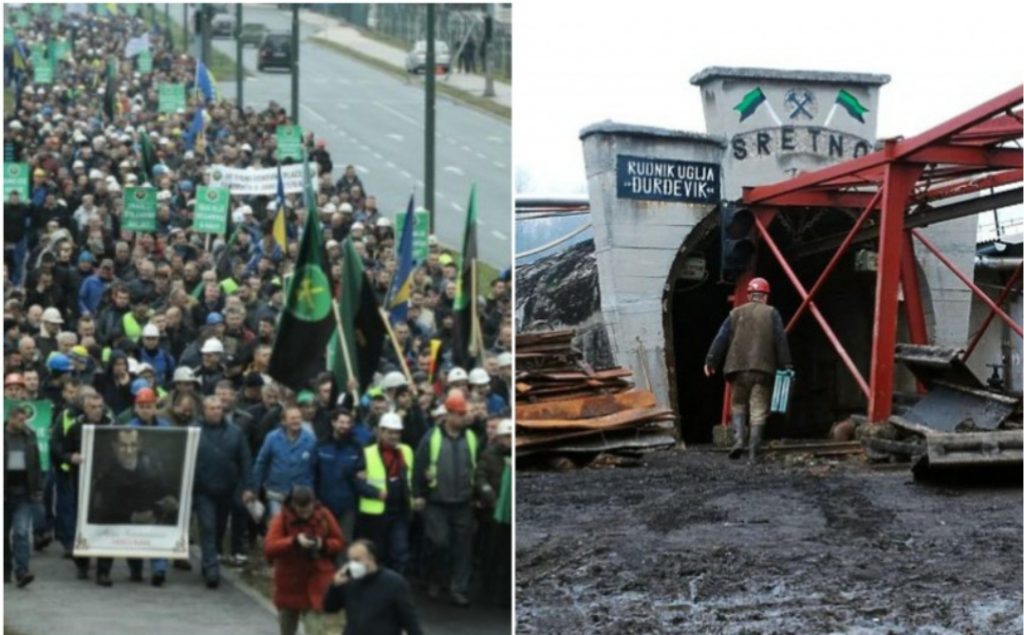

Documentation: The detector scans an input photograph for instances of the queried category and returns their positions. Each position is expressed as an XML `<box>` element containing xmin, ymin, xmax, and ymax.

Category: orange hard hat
<box><xmin>134</xmin><ymin>388</ymin><xmax>157</xmax><ymax>405</ymax></box>
<box><xmin>444</xmin><ymin>388</ymin><xmax>468</xmax><ymax>414</ymax></box>
<box><xmin>5</xmin><ymin>373</ymin><xmax>25</xmax><ymax>387</ymax></box>
<box><xmin>747</xmin><ymin>277</ymin><xmax>770</xmax><ymax>294</ymax></box>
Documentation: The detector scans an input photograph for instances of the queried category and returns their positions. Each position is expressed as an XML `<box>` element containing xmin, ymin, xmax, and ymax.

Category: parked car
<box><xmin>211</xmin><ymin>12</ymin><xmax>235</xmax><ymax>37</ymax></box>
<box><xmin>238</xmin><ymin>23</ymin><xmax>268</xmax><ymax>46</ymax></box>
<box><xmin>404</xmin><ymin>40</ymin><xmax>451</xmax><ymax>74</ymax></box>
<box><xmin>258</xmin><ymin>32</ymin><xmax>293</xmax><ymax>71</ymax></box>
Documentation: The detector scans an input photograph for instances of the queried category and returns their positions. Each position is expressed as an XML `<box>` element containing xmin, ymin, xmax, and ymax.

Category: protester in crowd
<box><xmin>314</xmin><ymin>407</ymin><xmax>370</xmax><ymax>544</ymax></box>
<box><xmin>264</xmin><ymin>485</ymin><xmax>344</xmax><ymax>635</ymax></box>
<box><xmin>5</xmin><ymin>403</ymin><xmax>43</xmax><ymax>588</ymax></box>
<box><xmin>251</xmin><ymin>404</ymin><xmax>317</xmax><ymax>519</ymax></box>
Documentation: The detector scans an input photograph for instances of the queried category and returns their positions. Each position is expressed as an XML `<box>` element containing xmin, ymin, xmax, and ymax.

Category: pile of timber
<box><xmin>516</xmin><ymin>330</ymin><xmax>676</xmax><ymax>457</ymax></box>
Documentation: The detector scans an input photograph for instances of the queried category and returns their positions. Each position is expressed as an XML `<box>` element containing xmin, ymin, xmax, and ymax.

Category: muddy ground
<box><xmin>516</xmin><ymin>448</ymin><xmax>1023</xmax><ymax>634</ymax></box>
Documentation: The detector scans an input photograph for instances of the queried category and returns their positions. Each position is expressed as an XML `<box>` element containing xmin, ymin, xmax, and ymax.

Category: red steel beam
<box><xmin>917</xmin><ymin>169</ymin><xmax>1023</xmax><ymax>202</ymax></box>
<box><xmin>905</xmin><ymin>145</ymin><xmax>1022</xmax><ymax>170</ymax></box>
<box><xmin>753</xmin><ymin>211</ymin><xmax>870</xmax><ymax>398</ymax></box>
<box><xmin>868</xmin><ymin>163</ymin><xmax>922</xmax><ymax>423</ymax></box>
<box><xmin>953</xmin><ymin>112</ymin><xmax>1024</xmax><ymax>145</ymax></box>
<box><xmin>912</xmin><ymin>229</ymin><xmax>1024</xmax><ymax>338</ymax></box>
<box><xmin>786</xmin><ymin>190</ymin><xmax>882</xmax><ymax>332</ymax></box>
<box><xmin>900</xmin><ymin>231</ymin><xmax>929</xmax><ymax>395</ymax></box>
<box><xmin>746</xmin><ymin>189</ymin><xmax>880</xmax><ymax>209</ymax></box>
<box><xmin>964</xmin><ymin>264</ymin><xmax>1023</xmax><ymax>360</ymax></box>
<box><xmin>746</xmin><ymin>86</ymin><xmax>1022</xmax><ymax>206</ymax></box>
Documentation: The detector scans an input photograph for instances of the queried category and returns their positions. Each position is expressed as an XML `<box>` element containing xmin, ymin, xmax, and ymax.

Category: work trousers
<box><xmin>5</xmin><ymin>494</ymin><xmax>35</xmax><ymax>576</ymax></box>
<box><xmin>423</xmin><ymin>501</ymin><xmax>474</xmax><ymax>595</ymax></box>
<box><xmin>278</xmin><ymin>608</ymin><xmax>324</xmax><ymax>635</ymax></box>
<box><xmin>357</xmin><ymin>511</ymin><xmax>410</xmax><ymax>574</ymax></box>
<box><xmin>55</xmin><ymin>471</ymin><xmax>77</xmax><ymax>551</ymax></box>
<box><xmin>127</xmin><ymin>557</ymin><xmax>168</xmax><ymax>577</ymax></box>
<box><xmin>32</xmin><ymin>470</ymin><xmax>55</xmax><ymax>538</ymax></box>
<box><xmin>729</xmin><ymin>370</ymin><xmax>773</xmax><ymax>425</ymax></box>
<box><xmin>195</xmin><ymin>491</ymin><xmax>233</xmax><ymax>582</ymax></box>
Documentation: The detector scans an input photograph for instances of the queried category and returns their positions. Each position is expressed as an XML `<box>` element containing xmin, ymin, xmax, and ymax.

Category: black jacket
<box><xmin>193</xmin><ymin>419</ymin><xmax>252</xmax><ymax>498</ymax></box>
<box><xmin>4</xmin><ymin>425</ymin><xmax>43</xmax><ymax>500</ymax></box>
<box><xmin>322</xmin><ymin>568</ymin><xmax>423</xmax><ymax>635</ymax></box>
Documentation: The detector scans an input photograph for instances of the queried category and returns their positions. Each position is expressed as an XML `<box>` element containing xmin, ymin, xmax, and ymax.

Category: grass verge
<box><xmin>310</xmin><ymin>36</ymin><xmax>510</xmax><ymax>121</ymax></box>
<box><xmin>153</xmin><ymin>12</ymin><xmax>251</xmax><ymax>81</ymax></box>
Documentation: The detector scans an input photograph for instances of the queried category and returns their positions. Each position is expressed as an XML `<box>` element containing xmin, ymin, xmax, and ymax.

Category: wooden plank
<box><xmin>517</xmin><ymin>406</ymin><xmax>676</xmax><ymax>431</ymax></box>
<box><xmin>516</xmin><ymin>389</ymin><xmax>657</xmax><ymax>420</ymax></box>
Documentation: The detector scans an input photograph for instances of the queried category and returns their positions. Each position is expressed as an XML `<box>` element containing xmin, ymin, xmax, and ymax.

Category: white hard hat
<box><xmin>127</xmin><ymin>358</ymin><xmax>141</xmax><ymax>375</ymax></box>
<box><xmin>377</xmin><ymin>217</ymin><xmax>392</xmax><ymax>228</ymax></box>
<box><xmin>382</xmin><ymin>371</ymin><xmax>407</xmax><ymax>390</ymax></box>
<box><xmin>201</xmin><ymin>338</ymin><xmax>224</xmax><ymax>354</ymax></box>
<box><xmin>42</xmin><ymin>307</ymin><xmax>65</xmax><ymax>324</ymax></box>
<box><xmin>497</xmin><ymin>352</ymin><xmax>512</xmax><ymax>368</ymax></box>
<box><xmin>379</xmin><ymin>412</ymin><xmax>403</xmax><ymax>431</ymax></box>
<box><xmin>351</xmin><ymin>222</ymin><xmax>364</xmax><ymax>231</ymax></box>
<box><xmin>142</xmin><ymin>324</ymin><xmax>160</xmax><ymax>338</ymax></box>
<box><xmin>173</xmin><ymin>367</ymin><xmax>199</xmax><ymax>383</ymax></box>
<box><xmin>447</xmin><ymin>367</ymin><xmax>468</xmax><ymax>384</ymax></box>
<box><xmin>339</xmin><ymin>203</ymin><xmax>353</xmax><ymax>213</ymax></box>
<box><xmin>496</xmin><ymin>419</ymin><xmax>513</xmax><ymax>436</ymax></box>
<box><xmin>431</xmin><ymin>404</ymin><xmax>447</xmax><ymax>418</ymax></box>
<box><xmin>469</xmin><ymin>368</ymin><xmax>490</xmax><ymax>385</ymax></box>
<box><xmin>137</xmin><ymin>362</ymin><xmax>154</xmax><ymax>375</ymax></box>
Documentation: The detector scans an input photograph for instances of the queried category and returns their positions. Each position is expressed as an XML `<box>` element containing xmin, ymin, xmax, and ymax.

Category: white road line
<box><xmin>452</xmin><ymin>203</ymin><xmax>464</xmax><ymax>212</ymax></box>
<box><xmin>372</xmin><ymin>152</ymin><xmax>383</xmax><ymax>160</ymax></box>
<box><xmin>374</xmin><ymin>101</ymin><xmax>419</xmax><ymax>126</ymax></box>
<box><xmin>300</xmin><ymin>104</ymin><xmax>327</xmax><ymax>123</ymax></box>
<box><xmin>387</xmin><ymin>133</ymin><xmax>404</xmax><ymax>142</ymax></box>
<box><xmin>443</xmin><ymin>166</ymin><xmax>465</xmax><ymax>176</ymax></box>
<box><xmin>493</xmin><ymin>161</ymin><xmax>505</xmax><ymax>168</ymax></box>
<box><xmin>437</xmin><ymin>192</ymin><xmax>446</xmax><ymax>199</ymax></box>
<box><xmin>446</xmin><ymin>138</ymin><xmax>457</xmax><ymax>145</ymax></box>
<box><xmin>461</xmin><ymin>145</ymin><xmax>471</xmax><ymax>152</ymax></box>
<box><xmin>385</xmin><ymin>161</ymin><xmax>396</xmax><ymax>169</ymax></box>
<box><xmin>491</xmin><ymin>230</ymin><xmax>508</xmax><ymax>241</ymax></box>
<box><xmin>475</xmin><ymin>152</ymin><xmax>487</xmax><ymax>160</ymax></box>
<box><xmin>416</xmin><ymin>179</ymin><xmax>425</xmax><ymax>187</ymax></box>
<box><xmin>486</xmin><ymin>136</ymin><xmax>504</xmax><ymax>143</ymax></box>
<box><xmin>355</xmin><ymin>165</ymin><xmax>370</xmax><ymax>175</ymax></box>
<box><xmin>400</xmin><ymin>170</ymin><xmax>412</xmax><ymax>179</ymax></box>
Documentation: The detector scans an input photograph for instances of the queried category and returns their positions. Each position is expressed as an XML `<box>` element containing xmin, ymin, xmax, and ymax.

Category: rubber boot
<box><xmin>727</xmin><ymin>413</ymin><xmax>747</xmax><ymax>460</ymax></box>
<box><xmin>748</xmin><ymin>424</ymin><xmax>765</xmax><ymax>464</ymax></box>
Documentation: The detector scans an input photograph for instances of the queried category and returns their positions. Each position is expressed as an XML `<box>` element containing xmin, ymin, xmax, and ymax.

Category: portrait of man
<box><xmin>87</xmin><ymin>429</ymin><xmax>183</xmax><ymax>526</ymax></box>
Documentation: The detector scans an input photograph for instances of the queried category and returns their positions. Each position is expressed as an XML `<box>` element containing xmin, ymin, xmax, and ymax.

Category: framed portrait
<box><xmin>74</xmin><ymin>425</ymin><xmax>200</xmax><ymax>559</ymax></box>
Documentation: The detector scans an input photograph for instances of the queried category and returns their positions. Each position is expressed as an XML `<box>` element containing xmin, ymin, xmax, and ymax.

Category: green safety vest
<box><xmin>427</xmin><ymin>427</ymin><xmax>477</xmax><ymax>489</ymax></box>
<box><xmin>359</xmin><ymin>443</ymin><xmax>414</xmax><ymax>516</ymax></box>
<box><xmin>122</xmin><ymin>313</ymin><xmax>143</xmax><ymax>343</ymax></box>
<box><xmin>59</xmin><ymin>409</ymin><xmax>75</xmax><ymax>472</ymax></box>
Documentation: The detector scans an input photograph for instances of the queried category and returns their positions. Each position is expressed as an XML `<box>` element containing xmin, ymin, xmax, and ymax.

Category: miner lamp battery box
<box><xmin>770</xmin><ymin>369</ymin><xmax>795</xmax><ymax>414</ymax></box>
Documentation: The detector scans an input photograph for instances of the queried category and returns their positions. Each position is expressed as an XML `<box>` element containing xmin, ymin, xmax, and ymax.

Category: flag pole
<box><xmin>330</xmin><ymin>297</ymin><xmax>358</xmax><ymax>403</ymax></box>
<box><xmin>378</xmin><ymin>307</ymin><xmax>414</xmax><ymax>385</ymax></box>
<box><xmin>470</xmin><ymin>258</ymin><xmax>484</xmax><ymax>362</ymax></box>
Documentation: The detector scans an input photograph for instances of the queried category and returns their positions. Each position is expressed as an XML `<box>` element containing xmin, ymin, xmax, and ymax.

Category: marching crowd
<box><xmin>3</xmin><ymin>6</ymin><xmax>512</xmax><ymax>634</ymax></box>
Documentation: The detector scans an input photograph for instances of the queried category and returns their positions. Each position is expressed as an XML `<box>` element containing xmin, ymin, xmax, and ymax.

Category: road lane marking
<box><xmin>443</xmin><ymin>166</ymin><xmax>465</xmax><ymax>176</ymax></box>
<box><xmin>400</xmin><ymin>170</ymin><xmax>412</xmax><ymax>179</ymax></box>
<box><xmin>486</xmin><ymin>136</ymin><xmax>504</xmax><ymax>143</ymax></box>
<box><xmin>355</xmin><ymin>165</ymin><xmax>370</xmax><ymax>174</ymax></box>
<box><xmin>491</xmin><ymin>230</ymin><xmax>508</xmax><ymax>241</ymax></box>
<box><xmin>385</xmin><ymin>161</ymin><xmax>396</xmax><ymax>168</ymax></box>
<box><xmin>300</xmin><ymin>104</ymin><xmax>326</xmax><ymax>123</ymax></box>
<box><xmin>387</xmin><ymin>133</ymin><xmax>404</xmax><ymax>142</ymax></box>
<box><xmin>493</xmin><ymin>161</ymin><xmax>505</xmax><ymax>168</ymax></box>
<box><xmin>374</xmin><ymin>101</ymin><xmax>419</xmax><ymax>126</ymax></box>
<box><xmin>461</xmin><ymin>145</ymin><xmax>471</xmax><ymax>152</ymax></box>
<box><xmin>452</xmin><ymin>203</ymin><xmax>464</xmax><ymax>212</ymax></box>
<box><xmin>475</xmin><ymin>152</ymin><xmax>487</xmax><ymax>160</ymax></box>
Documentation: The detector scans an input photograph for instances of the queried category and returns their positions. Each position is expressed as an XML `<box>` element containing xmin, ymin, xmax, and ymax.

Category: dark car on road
<box><xmin>258</xmin><ymin>32</ymin><xmax>293</xmax><ymax>71</ymax></box>
<box><xmin>238</xmin><ymin>23</ymin><xmax>268</xmax><ymax>47</ymax></box>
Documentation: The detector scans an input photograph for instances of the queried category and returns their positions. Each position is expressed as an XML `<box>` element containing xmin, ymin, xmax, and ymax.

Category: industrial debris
<box><xmin>516</xmin><ymin>330</ymin><xmax>676</xmax><ymax>464</ymax></box>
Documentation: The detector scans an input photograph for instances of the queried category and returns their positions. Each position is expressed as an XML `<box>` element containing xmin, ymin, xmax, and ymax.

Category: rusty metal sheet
<box><xmin>517</xmin><ymin>406</ymin><xmax>676</xmax><ymax>431</ymax></box>
<box><xmin>516</xmin><ymin>389</ymin><xmax>657</xmax><ymax>421</ymax></box>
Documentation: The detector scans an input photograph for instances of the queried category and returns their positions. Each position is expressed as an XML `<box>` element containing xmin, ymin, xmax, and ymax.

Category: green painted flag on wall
<box><xmin>734</xmin><ymin>87</ymin><xmax>767</xmax><ymax>122</ymax></box>
<box><xmin>836</xmin><ymin>89</ymin><xmax>869</xmax><ymax>123</ymax></box>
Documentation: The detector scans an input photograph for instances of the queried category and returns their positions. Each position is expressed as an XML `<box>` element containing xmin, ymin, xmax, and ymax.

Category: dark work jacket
<box><xmin>706</xmin><ymin>301</ymin><xmax>792</xmax><ymax>377</ymax></box>
<box><xmin>4</xmin><ymin>425</ymin><xmax>43</xmax><ymax>499</ymax></box>
<box><xmin>51</xmin><ymin>411</ymin><xmax>116</xmax><ymax>483</ymax></box>
<box><xmin>313</xmin><ymin>429</ymin><xmax>370</xmax><ymax>519</ymax></box>
<box><xmin>194</xmin><ymin>419</ymin><xmax>252</xmax><ymax>498</ymax></box>
<box><xmin>322</xmin><ymin>568</ymin><xmax>423</xmax><ymax>635</ymax></box>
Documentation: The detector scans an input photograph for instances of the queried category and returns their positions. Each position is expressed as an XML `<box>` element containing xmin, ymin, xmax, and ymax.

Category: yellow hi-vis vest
<box><xmin>359</xmin><ymin>443</ymin><xmax>413</xmax><ymax>515</ymax></box>
<box><xmin>122</xmin><ymin>312</ymin><xmax>142</xmax><ymax>343</ymax></box>
<box><xmin>426</xmin><ymin>426</ymin><xmax>477</xmax><ymax>489</ymax></box>
<box><xmin>59</xmin><ymin>410</ymin><xmax>75</xmax><ymax>472</ymax></box>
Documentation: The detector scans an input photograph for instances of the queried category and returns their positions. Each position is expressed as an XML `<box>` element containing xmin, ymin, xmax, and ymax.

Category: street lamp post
<box><xmin>425</xmin><ymin>4</ymin><xmax>436</xmax><ymax>232</ymax></box>
<box><xmin>291</xmin><ymin>5</ymin><xmax>299</xmax><ymax>125</ymax></box>
<box><xmin>236</xmin><ymin>3</ymin><xmax>243</xmax><ymax>111</ymax></box>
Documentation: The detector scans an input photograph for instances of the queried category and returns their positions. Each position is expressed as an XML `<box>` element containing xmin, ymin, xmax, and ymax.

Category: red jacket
<box><xmin>264</xmin><ymin>502</ymin><xmax>344</xmax><ymax>611</ymax></box>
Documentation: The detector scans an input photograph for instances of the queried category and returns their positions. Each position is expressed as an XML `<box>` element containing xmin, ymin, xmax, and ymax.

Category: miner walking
<box><xmin>704</xmin><ymin>277</ymin><xmax>792</xmax><ymax>462</ymax></box>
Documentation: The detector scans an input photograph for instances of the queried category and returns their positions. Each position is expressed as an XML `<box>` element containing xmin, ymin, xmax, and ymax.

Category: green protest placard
<box><xmin>123</xmin><ymin>3</ymin><xmax>138</xmax><ymax>16</ymax></box>
<box><xmin>30</xmin><ymin>4</ymin><xmax>43</xmax><ymax>15</ymax></box>
<box><xmin>3</xmin><ymin>163</ymin><xmax>30</xmax><ymax>201</ymax></box>
<box><xmin>49</xmin><ymin>4</ymin><xmax>63</xmax><ymax>22</ymax></box>
<box><xmin>276</xmin><ymin>125</ymin><xmax>304</xmax><ymax>161</ymax></box>
<box><xmin>157</xmin><ymin>83</ymin><xmax>186</xmax><ymax>113</ymax></box>
<box><xmin>15</xmin><ymin>12</ymin><xmax>30</xmax><ymax>28</ymax></box>
<box><xmin>5</xmin><ymin>399</ymin><xmax>54</xmax><ymax>471</ymax></box>
<box><xmin>137</xmin><ymin>49</ymin><xmax>153</xmax><ymax>74</ymax></box>
<box><xmin>51</xmin><ymin>38</ymin><xmax>71</xmax><ymax>62</ymax></box>
<box><xmin>33</xmin><ymin>60</ymin><xmax>54</xmax><ymax>84</ymax></box>
<box><xmin>122</xmin><ymin>187</ymin><xmax>158</xmax><ymax>232</ymax></box>
<box><xmin>4</xmin><ymin>26</ymin><xmax>15</xmax><ymax>45</ymax></box>
<box><xmin>396</xmin><ymin>207</ymin><xmax>431</xmax><ymax>262</ymax></box>
<box><xmin>29</xmin><ymin>42</ymin><xmax>46</xmax><ymax>63</ymax></box>
<box><xmin>194</xmin><ymin>186</ymin><xmax>230</xmax><ymax>235</ymax></box>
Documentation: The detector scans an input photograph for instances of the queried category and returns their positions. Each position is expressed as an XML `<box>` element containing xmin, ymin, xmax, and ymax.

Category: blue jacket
<box><xmin>138</xmin><ymin>346</ymin><xmax>176</xmax><ymax>387</ymax></box>
<box><xmin>313</xmin><ymin>427</ymin><xmax>371</xmax><ymax>518</ymax></box>
<box><xmin>127</xmin><ymin>416</ymin><xmax>171</xmax><ymax>428</ymax></box>
<box><xmin>486</xmin><ymin>393</ymin><xmax>509</xmax><ymax>416</ymax></box>
<box><xmin>194</xmin><ymin>420</ymin><xmax>252</xmax><ymax>498</ymax></box>
<box><xmin>251</xmin><ymin>427</ymin><xmax>316</xmax><ymax>496</ymax></box>
<box><xmin>79</xmin><ymin>274</ymin><xmax>109</xmax><ymax>316</ymax></box>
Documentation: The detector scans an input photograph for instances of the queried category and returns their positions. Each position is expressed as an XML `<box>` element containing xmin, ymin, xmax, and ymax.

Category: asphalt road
<box><xmin>180</xmin><ymin>6</ymin><xmax>511</xmax><ymax>270</ymax></box>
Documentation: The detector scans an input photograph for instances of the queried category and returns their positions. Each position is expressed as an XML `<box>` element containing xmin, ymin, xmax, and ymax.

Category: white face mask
<box><xmin>348</xmin><ymin>561</ymin><xmax>368</xmax><ymax>580</ymax></box>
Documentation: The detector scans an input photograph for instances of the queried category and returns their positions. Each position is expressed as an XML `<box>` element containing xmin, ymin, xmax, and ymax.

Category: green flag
<box><xmin>268</xmin><ymin>153</ymin><xmax>335</xmax><ymax>391</ymax></box>
<box><xmin>138</xmin><ymin>132</ymin><xmax>158</xmax><ymax>183</ymax></box>
<box><xmin>836</xmin><ymin>89</ymin><xmax>869</xmax><ymax>123</ymax></box>
<box><xmin>734</xmin><ymin>87</ymin><xmax>766</xmax><ymax>122</ymax></box>
<box><xmin>452</xmin><ymin>185</ymin><xmax>480</xmax><ymax>368</ymax></box>
<box><xmin>329</xmin><ymin>238</ymin><xmax>386</xmax><ymax>394</ymax></box>
<box><xmin>493</xmin><ymin>461</ymin><xmax>511</xmax><ymax>524</ymax></box>
<box><xmin>5</xmin><ymin>399</ymin><xmax>54</xmax><ymax>472</ymax></box>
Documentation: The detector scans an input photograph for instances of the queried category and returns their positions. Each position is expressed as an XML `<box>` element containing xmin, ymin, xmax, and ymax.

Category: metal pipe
<box><xmin>235</xmin><ymin>4</ymin><xmax>242</xmax><ymax>111</ymax></box>
<box><xmin>786</xmin><ymin>190</ymin><xmax>881</xmax><ymax>332</ymax></box>
<box><xmin>912</xmin><ymin>229</ymin><xmax>1023</xmax><ymax>338</ymax></box>
<box><xmin>975</xmin><ymin>256</ymin><xmax>1024</xmax><ymax>271</ymax></box>
<box><xmin>290</xmin><ymin>6</ymin><xmax>299</xmax><ymax>125</ymax></box>
<box><xmin>754</xmin><ymin>213</ymin><xmax>871</xmax><ymax>398</ymax></box>
<box><xmin>964</xmin><ymin>264</ymin><xmax>1023</xmax><ymax>359</ymax></box>
<box><xmin>425</xmin><ymin>4</ymin><xmax>436</xmax><ymax>233</ymax></box>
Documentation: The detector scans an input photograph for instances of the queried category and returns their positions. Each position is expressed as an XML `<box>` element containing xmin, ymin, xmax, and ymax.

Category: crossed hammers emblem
<box><xmin>786</xmin><ymin>90</ymin><xmax>815</xmax><ymax>120</ymax></box>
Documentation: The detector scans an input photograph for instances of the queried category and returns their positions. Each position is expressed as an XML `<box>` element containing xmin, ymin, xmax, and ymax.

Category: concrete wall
<box><xmin>580</xmin><ymin>123</ymin><xmax>725</xmax><ymax>402</ymax></box>
<box><xmin>964</xmin><ymin>268</ymin><xmax>1023</xmax><ymax>393</ymax></box>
